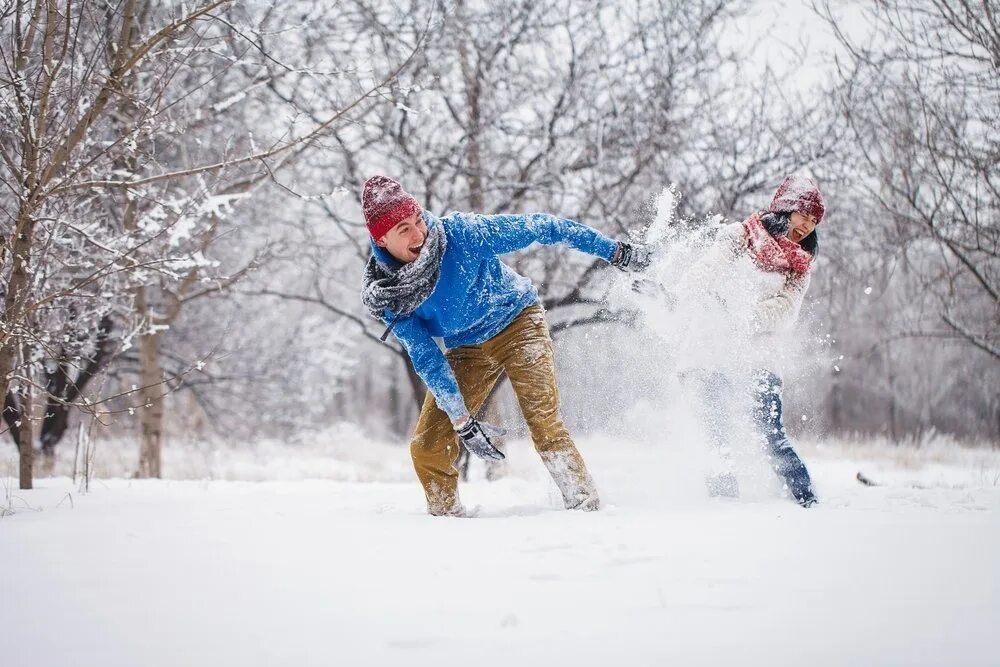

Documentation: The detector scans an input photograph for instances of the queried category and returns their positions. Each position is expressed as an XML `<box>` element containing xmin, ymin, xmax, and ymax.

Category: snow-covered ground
<box><xmin>3</xmin><ymin>431</ymin><xmax>999</xmax><ymax>667</ymax></box>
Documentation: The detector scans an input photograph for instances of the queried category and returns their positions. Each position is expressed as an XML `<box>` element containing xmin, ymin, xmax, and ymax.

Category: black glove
<box><xmin>456</xmin><ymin>418</ymin><xmax>506</xmax><ymax>461</ymax></box>
<box><xmin>611</xmin><ymin>241</ymin><xmax>652</xmax><ymax>272</ymax></box>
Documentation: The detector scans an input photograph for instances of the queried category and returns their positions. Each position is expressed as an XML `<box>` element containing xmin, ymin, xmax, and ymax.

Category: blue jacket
<box><xmin>371</xmin><ymin>211</ymin><xmax>618</xmax><ymax>421</ymax></box>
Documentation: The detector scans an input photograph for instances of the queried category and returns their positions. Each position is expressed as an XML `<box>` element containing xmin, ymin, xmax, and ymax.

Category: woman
<box><xmin>674</xmin><ymin>175</ymin><xmax>824</xmax><ymax>507</ymax></box>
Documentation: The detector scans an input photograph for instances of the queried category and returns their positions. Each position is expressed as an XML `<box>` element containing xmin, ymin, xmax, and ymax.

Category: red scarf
<box><xmin>742</xmin><ymin>214</ymin><xmax>813</xmax><ymax>276</ymax></box>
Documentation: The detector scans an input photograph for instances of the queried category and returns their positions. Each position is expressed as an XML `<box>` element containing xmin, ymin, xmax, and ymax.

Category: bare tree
<box><xmin>226</xmin><ymin>0</ymin><xmax>866</xmax><ymax>452</ymax></box>
<box><xmin>0</xmin><ymin>0</ymin><xmax>424</xmax><ymax>483</ymax></box>
<box><xmin>802</xmin><ymin>0</ymin><xmax>1000</xmax><ymax>438</ymax></box>
<box><xmin>822</xmin><ymin>0</ymin><xmax>999</xmax><ymax>358</ymax></box>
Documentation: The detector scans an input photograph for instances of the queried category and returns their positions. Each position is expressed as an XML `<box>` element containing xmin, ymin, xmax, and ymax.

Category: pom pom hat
<box><xmin>362</xmin><ymin>175</ymin><xmax>422</xmax><ymax>241</ymax></box>
<box><xmin>768</xmin><ymin>175</ymin><xmax>825</xmax><ymax>224</ymax></box>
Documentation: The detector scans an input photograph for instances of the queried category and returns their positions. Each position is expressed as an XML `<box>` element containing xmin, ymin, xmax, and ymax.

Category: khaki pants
<box><xmin>410</xmin><ymin>305</ymin><xmax>598</xmax><ymax>515</ymax></box>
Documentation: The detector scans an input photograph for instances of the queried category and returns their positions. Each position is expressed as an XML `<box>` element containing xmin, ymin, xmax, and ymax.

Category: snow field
<box><xmin>2</xmin><ymin>433</ymin><xmax>999</xmax><ymax>667</ymax></box>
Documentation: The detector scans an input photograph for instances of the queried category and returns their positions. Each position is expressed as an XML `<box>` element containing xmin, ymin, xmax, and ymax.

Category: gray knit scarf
<box><xmin>361</xmin><ymin>218</ymin><xmax>446</xmax><ymax>331</ymax></box>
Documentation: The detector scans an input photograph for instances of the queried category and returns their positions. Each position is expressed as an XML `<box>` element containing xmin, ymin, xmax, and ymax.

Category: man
<box><xmin>360</xmin><ymin>175</ymin><xmax>646</xmax><ymax>516</ymax></box>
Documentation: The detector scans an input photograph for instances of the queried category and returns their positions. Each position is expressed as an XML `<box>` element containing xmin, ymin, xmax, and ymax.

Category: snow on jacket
<box><xmin>370</xmin><ymin>210</ymin><xmax>618</xmax><ymax>421</ymax></box>
<box><xmin>691</xmin><ymin>221</ymin><xmax>811</xmax><ymax>332</ymax></box>
<box><xmin>672</xmin><ymin>221</ymin><xmax>812</xmax><ymax>376</ymax></box>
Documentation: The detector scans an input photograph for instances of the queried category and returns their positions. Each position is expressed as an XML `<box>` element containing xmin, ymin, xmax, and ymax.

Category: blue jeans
<box><xmin>700</xmin><ymin>370</ymin><xmax>815</xmax><ymax>502</ymax></box>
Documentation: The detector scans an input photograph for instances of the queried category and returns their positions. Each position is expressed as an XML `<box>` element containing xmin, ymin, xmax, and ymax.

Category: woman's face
<box><xmin>377</xmin><ymin>213</ymin><xmax>428</xmax><ymax>262</ymax></box>
<box><xmin>787</xmin><ymin>211</ymin><xmax>818</xmax><ymax>245</ymax></box>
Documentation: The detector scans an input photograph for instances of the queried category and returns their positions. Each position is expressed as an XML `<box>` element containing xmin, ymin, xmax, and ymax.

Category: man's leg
<box><xmin>410</xmin><ymin>347</ymin><xmax>503</xmax><ymax>515</ymax></box>
<box><xmin>751</xmin><ymin>370</ymin><xmax>816</xmax><ymax>506</ymax></box>
<box><xmin>492</xmin><ymin>305</ymin><xmax>599</xmax><ymax>510</ymax></box>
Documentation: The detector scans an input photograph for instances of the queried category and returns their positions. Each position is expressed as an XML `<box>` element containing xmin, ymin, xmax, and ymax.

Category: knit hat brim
<box><xmin>368</xmin><ymin>199</ymin><xmax>422</xmax><ymax>241</ymax></box>
<box><xmin>362</xmin><ymin>175</ymin><xmax>423</xmax><ymax>240</ymax></box>
<box><xmin>768</xmin><ymin>175</ymin><xmax>825</xmax><ymax>224</ymax></box>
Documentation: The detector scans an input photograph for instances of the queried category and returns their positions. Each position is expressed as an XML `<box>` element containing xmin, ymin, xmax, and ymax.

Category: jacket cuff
<box><xmin>436</xmin><ymin>391</ymin><xmax>468</xmax><ymax>424</ymax></box>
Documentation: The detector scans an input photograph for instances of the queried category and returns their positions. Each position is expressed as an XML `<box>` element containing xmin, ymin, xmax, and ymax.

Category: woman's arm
<box><xmin>752</xmin><ymin>272</ymin><xmax>811</xmax><ymax>333</ymax></box>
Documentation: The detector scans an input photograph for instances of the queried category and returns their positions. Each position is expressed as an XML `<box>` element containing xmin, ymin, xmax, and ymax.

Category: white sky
<box><xmin>731</xmin><ymin>0</ymin><xmax>870</xmax><ymax>92</ymax></box>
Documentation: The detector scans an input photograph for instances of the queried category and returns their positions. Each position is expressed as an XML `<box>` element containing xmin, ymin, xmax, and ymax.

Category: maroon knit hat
<box><xmin>362</xmin><ymin>175</ymin><xmax>422</xmax><ymax>241</ymax></box>
<box><xmin>768</xmin><ymin>175</ymin><xmax>825</xmax><ymax>224</ymax></box>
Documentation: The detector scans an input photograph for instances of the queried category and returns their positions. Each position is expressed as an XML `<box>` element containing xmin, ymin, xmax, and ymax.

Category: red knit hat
<box><xmin>768</xmin><ymin>175</ymin><xmax>825</xmax><ymax>224</ymax></box>
<box><xmin>362</xmin><ymin>175</ymin><xmax>422</xmax><ymax>240</ymax></box>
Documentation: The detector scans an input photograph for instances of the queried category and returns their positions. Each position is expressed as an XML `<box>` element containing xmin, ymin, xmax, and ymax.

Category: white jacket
<box><xmin>671</xmin><ymin>222</ymin><xmax>812</xmax><ymax>376</ymax></box>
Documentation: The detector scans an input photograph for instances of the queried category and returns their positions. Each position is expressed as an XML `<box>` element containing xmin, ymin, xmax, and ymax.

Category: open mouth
<box><xmin>408</xmin><ymin>242</ymin><xmax>425</xmax><ymax>255</ymax></box>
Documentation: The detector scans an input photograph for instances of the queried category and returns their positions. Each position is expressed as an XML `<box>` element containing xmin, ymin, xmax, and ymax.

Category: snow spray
<box><xmin>554</xmin><ymin>185</ymin><xmax>830</xmax><ymax>508</ymax></box>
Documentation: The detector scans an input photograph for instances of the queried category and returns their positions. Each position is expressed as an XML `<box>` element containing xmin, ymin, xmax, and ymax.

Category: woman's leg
<box><xmin>689</xmin><ymin>370</ymin><xmax>740</xmax><ymax>497</ymax></box>
<box><xmin>751</xmin><ymin>370</ymin><xmax>817</xmax><ymax>506</ymax></box>
<box><xmin>490</xmin><ymin>305</ymin><xmax>599</xmax><ymax>510</ymax></box>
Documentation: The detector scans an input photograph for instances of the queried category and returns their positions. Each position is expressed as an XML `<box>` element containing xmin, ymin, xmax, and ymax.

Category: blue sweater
<box><xmin>371</xmin><ymin>211</ymin><xmax>618</xmax><ymax>421</ymax></box>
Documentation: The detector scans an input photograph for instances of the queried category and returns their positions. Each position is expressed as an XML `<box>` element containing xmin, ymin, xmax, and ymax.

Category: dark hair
<box><xmin>799</xmin><ymin>230</ymin><xmax>819</xmax><ymax>257</ymax></box>
<box><xmin>759</xmin><ymin>211</ymin><xmax>819</xmax><ymax>257</ymax></box>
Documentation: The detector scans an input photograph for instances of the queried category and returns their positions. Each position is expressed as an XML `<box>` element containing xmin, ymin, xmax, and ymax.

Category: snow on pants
<box><xmin>700</xmin><ymin>369</ymin><xmax>814</xmax><ymax>502</ymax></box>
<box><xmin>409</xmin><ymin>304</ymin><xmax>597</xmax><ymax>515</ymax></box>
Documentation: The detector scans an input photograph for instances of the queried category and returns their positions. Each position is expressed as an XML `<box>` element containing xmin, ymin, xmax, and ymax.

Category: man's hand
<box><xmin>455</xmin><ymin>417</ymin><xmax>506</xmax><ymax>461</ymax></box>
<box><xmin>611</xmin><ymin>241</ymin><xmax>653</xmax><ymax>271</ymax></box>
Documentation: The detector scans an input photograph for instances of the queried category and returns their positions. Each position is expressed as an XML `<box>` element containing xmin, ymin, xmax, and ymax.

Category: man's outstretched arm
<box><xmin>456</xmin><ymin>212</ymin><xmax>619</xmax><ymax>261</ymax></box>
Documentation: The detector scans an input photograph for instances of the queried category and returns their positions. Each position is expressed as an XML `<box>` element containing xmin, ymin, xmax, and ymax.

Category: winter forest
<box><xmin>2</xmin><ymin>1</ymin><xmax>999</xmax><ymax>665</ymax></box>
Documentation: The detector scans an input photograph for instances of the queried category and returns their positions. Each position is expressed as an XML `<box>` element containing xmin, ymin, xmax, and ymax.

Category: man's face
<box><xmin>377</xmin><ymin>213</ymin><xmax>428</xmax><ymax>263</ymax></box>
<box><xmin>787</xmin><ymin>211</ymin><xmax>818</xmax><ymax>245</ymax></box>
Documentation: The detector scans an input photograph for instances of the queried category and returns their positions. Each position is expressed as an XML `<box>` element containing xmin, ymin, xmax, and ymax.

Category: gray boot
<box><xmin>540</xmin><ymin>450</ymin><xmax>601</xmax><ymax>511</ymax></box>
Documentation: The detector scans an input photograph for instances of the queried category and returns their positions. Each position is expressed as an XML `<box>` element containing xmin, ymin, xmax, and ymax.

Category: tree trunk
<box><xmin>35</xmin><ymin>314</ymin><xmax>115</xmax><ymax>456</ymax></box>
<box><xmin>18</xmin><ymin>378</ymin><xmax>32</xmax><ymax>490</ymax></box>
<box><xmin>3</xmin><ymin>391</ymin><xmax>22</xmax><ymax>451</ymax></box>
<box><xmin>830</xmin><ymin>369</ymin><xmax>843</xmax><ymax>433</ymax></box>
<box><xmin>404</xmin><ymin>361</ymin><xmax>425</xmax><ymax>412</ymax></box>
<box><xmin>0</xmin><ymin>204</ymin><xmax>38</xmax><ymax>429</ymax></box>
<box><xmin>887</xmin><ymin>344</ymin><xmax>898</xmax><ymax>442</ymax></box>
<box><xmin>390</xmin><ymin>371</ymin><xmax>409</xmax><ymax>436</ymax></box>
<box><xmin>136</xmin><ymin>328</ymin><xmax>165</xmax><ymax>478</ymax></box>
<box><xmin>457</xmin><ymin>7</ymin><xmax>484</xmax><ymax>212</ymax></box>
